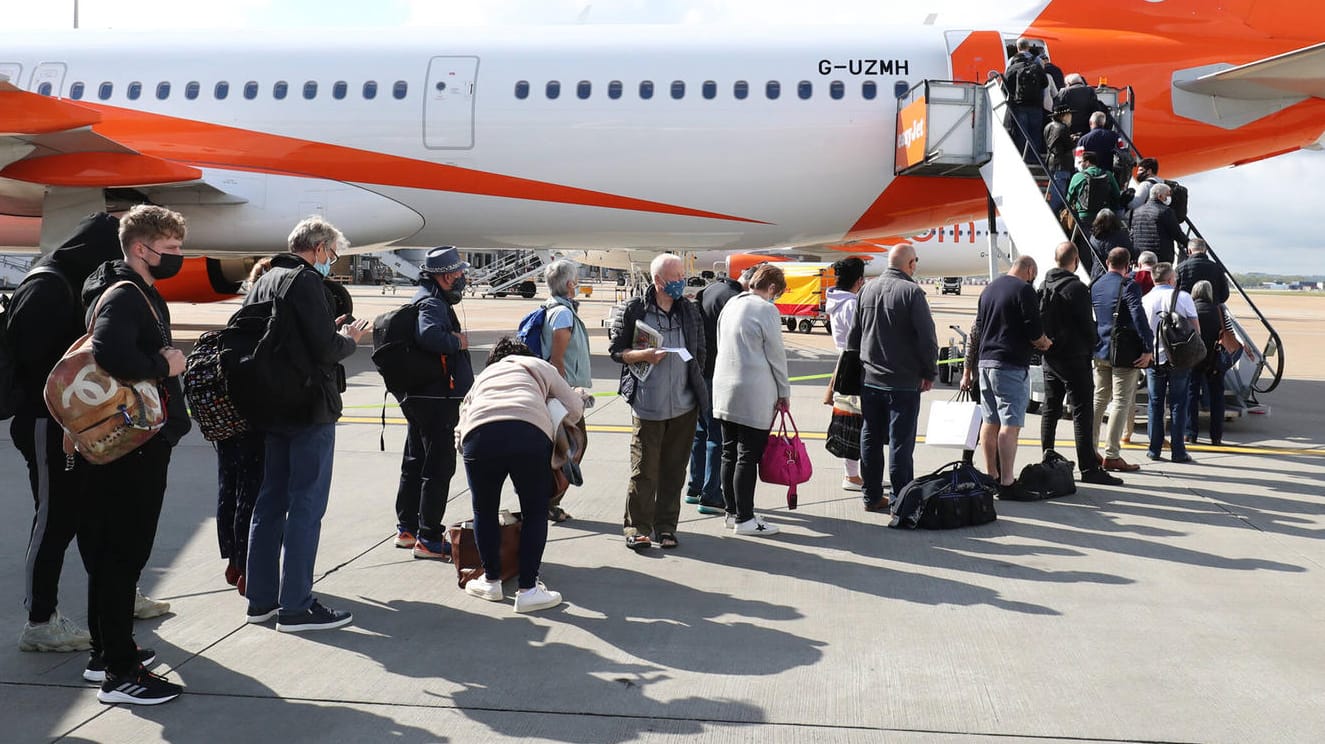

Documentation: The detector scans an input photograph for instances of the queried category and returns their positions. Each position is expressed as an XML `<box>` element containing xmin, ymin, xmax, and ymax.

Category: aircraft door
<box><xmin>30</xmin><ymin>62</ymin><xmax>66</xmax><ymax>96</ymax></box>
<box><xmin>0</xmin><ymin>63</ymin><xmax>21</xmax><ymax>85</ymax></box>
<box><xmin>424</xmin><ymin>56</ymin><xmax>478</xmax><ymax>149</ymax></box>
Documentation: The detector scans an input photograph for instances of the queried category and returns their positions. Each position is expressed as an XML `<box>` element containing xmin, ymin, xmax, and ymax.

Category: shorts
<box><xmin>979</xmin><ymin>366</ymin><xmax>1029</xmax><ymax>428</ymax></box>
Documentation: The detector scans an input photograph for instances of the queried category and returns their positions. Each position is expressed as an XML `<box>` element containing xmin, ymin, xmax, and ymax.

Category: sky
<box><xmin>7</xmin><ymin>0</ymin><xmax>1323</xmax><ymax>274</ymax></box>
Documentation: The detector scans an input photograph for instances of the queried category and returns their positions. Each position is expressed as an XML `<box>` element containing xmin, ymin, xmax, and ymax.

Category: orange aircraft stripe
<box><xmin>69</xmin><ymin>103</ymin><xmax>766</xmax><ymax>224</ymax></box>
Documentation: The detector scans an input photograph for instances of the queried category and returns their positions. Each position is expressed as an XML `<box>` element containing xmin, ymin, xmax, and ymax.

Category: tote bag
<box><xmin>759</xmin><ymin>409</ymin><xmax>813</xmax><ymax>510</ymax></box>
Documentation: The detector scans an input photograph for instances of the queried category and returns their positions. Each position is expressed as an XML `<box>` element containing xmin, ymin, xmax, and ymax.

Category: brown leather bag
<box><xmin>448</xmin><ymin>512</ymin><xmax>522</xmax><ymax>589</ymax></box>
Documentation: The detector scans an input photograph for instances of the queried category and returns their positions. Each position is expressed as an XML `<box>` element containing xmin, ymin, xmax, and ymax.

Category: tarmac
<box><xmin>2</xmin><ymin>282</ymin><xmax>1323</xmax><ymax>744</ymax></box>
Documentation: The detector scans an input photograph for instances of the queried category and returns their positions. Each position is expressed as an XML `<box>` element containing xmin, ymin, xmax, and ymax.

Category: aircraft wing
<box><xmin>1173</xmin><ymin>42</ymin><xmax>1325</xmax><ymax>100</ymax></box>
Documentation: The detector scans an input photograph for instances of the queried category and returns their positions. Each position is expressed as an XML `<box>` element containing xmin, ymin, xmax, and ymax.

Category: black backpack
<box><xmin>225</xmin><ymin>269</ymin><xmax>324</xmax><ymax>430</ymax></box>
<box><xmin>0</xmin><ymin>266</ymin><xmax>70</xmax><ymax>421</ymax></box>
<box><xmin>371</xmin><ymin>301</ymin><xmax>444</xmax><ymax>398</ymax></box>
<box><xmin>1037</xmin><ymin>280</ymin><xmax>1063</xmax><ymax>343</ymax></box>
<box><xmin>1164</xmin><ymin>179</ymin><xmax>1189</xmax><ymax>223</ymax></box>
<box><xmin>1008</xmin><ymin>57</ymin><xmax>1046</xmax><ymax>105</ymax></box>
<box><xmin>1158</xmin><ymin>288</ymin><xmax>1206</xmax><ymax>370</ymax></box>
<box><xmin>1077</xmin><ymin>171</ymin><xmax>1112</xmax><ymax>216</ymax></box>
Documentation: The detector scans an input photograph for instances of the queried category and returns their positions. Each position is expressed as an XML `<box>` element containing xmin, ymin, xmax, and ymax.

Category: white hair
<box><xmin>287</xmin><ymin>216</ymin><xmax>346</xmax><ymax>255</ymax></box>
<box><xmin>1090</xmin><ymin>111</ymin><xmax>1107</xmax><ymax>128</ymax></box>
<box><xmin>1066</xmin><ymin>73</ymin><xmax>1085</xmax><ymax>86</ymax></box>
<box><xmin>1138</xmin><ymin>250</ymin><xmax>1158</xmax><ymax>266</ymax></box>
<box><xmin>1150</xmin><ymin>182</ymin><xmax>1172</xmax><ymax>201</ymax></box>
<box><xmin>649</xmin><ymin>253</ymin><xmax>683</xmax><ymax>280</ymax></box>
<box><xmin>543</xmin><ymin>259</ymin><xmax>579</xmax><ymax>297</ymax></box>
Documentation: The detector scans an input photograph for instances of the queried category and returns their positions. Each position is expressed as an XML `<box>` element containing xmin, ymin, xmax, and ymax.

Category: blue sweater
<box><xmin>973</xmin><ymin>274</ymin><xmax>1043</xmax><ymax>369</ymax></box>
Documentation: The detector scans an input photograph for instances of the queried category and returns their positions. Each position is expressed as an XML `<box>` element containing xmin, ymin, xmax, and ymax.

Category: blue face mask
<box><xmin>314</xmin><ymin>260</ymin><xmax>331</xmax><ymax>277</ymax></box>
<box><xmin>663</xmin><ymin>279</ymin><xmax>685</xmax><ymax>300</ymax></box>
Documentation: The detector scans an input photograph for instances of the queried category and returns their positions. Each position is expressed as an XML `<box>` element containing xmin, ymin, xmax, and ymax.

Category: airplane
<box><xmin>1</xmin><ymin>0</ymin><xmax>1322</xmax><ymax>303</ymax></box>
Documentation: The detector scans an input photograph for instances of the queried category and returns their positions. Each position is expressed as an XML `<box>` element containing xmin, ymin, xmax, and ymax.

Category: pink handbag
<box><xmin>759</xmin><ymin>409</ymin><xmax>813</xmax><ymax>510</ymax></box>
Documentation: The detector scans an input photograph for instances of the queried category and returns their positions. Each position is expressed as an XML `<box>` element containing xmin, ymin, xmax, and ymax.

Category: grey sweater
<box><xmin>846</xmin><ymin>268</ymin><xmax>939</xmax><ymax>391</ymax></box>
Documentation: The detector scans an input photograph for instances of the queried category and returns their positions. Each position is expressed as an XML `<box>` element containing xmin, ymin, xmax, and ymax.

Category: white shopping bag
<box><xmin>925</xmin><ymin>400</ymin><xmax>981</xmax><ymax>450</ymax></box>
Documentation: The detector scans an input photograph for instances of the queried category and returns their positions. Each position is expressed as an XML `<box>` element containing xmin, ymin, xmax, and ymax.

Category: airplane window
<box><xmin>671</xmin><ymin>80</ymin><xmax>685</xmax><ymax>99</ymax></box>
<box><xmin>244</xmin><ymin>81</ymin><xmax>258</xmax><ymax>100</ymax></box>
<box><xmin>639</xmin><ymin>80</ymin><xmax>654</xmax><ymax>99</ymax></box>
<box><xmin>830</xmin><ymin>80</ymin><xmax>844</xmax><ymax>100</ymax></box>
<box><xmin>127</xmin><ymin>81</ymin><xmax>142</xmax><ymax>100</ymax></box>
<box><xmin>577</xmin><ymin>80</ymin><xmax>591</xmax><ymax>99</ymax></box>
<box><xmin>99</xmin><ymin>82</ymin><xmax>113</xmax><ymax>100</ymax></box>
<box><xmin>185</xmin><ymin>81</ymin><xmax>200</xmax><ymax>100</ymax></box>
<box><xmin>393</xmin><ymin>80</ymin><xmax>407</xmax><ymax>99</ymax></box>
<box><xmin>363</xmin><ymin>81</ymin><xmax>377</xmax><ymax>99</ymax></box>
<box><xmin>607</xmin><ymin>80</ymin><xmax>622</xmax><ymax>99</ymax></box>
<box><xmin>303</xmin><ymin>81</ymin><xmax>317</xmax><ymax>100</ymax></box>
<box><xmin>862</xmin><ymin>80</ymin><xmax>877</xmax><ymax>100</ymax></box>
<box><xmin>702</xmin><ymin>80</ymin><xmax>716</xmax><ymax>99</ymax></box>
<box><xmin>514</xmin><ymin>80</ymin><xmax>529</xmax><ymax>99</ymax></box>
<box><xmin>273</xmin><ymin>81</ymin><xmax>288</xmax><ymax>100</ymax></box>
<box><xmin>766</xmin><ymin>81</ymin><xmax>780</xmax><ymax>100</ymax></box>
<box><xmin>69</xmin><ymin>82</ymin><xmax>85</xmax><ymax>99</ymax></box>
<box><xmin>156</xmin><ymin>82</ymin><xmax>171</xmax><ymax>100</ymax></box>
<box><xmin>333</xmin><ymin>81</ymin><xmax>347</xmax><ymax>100</ymax></box>
<box><xmin>734</xmin><ymin>80</ymin><xmax>748</xmax><ymax>100</ymax></box>
<box><xmin>37</xmin><ymin>82</ymin><xmax>52</xmax><ymax>96</ymax></box>
<box><xmin>546</xmin><ymin>80</ymin><xmax>560</xmax><ymax>99</ymax></box>
<box><xmin>798</xmin><ymin>81</ymin><xmax>812</xmax><ymax>100</ymax></box>
<box><xmin>893</xmin><ymin>80</ymin><xmax>909</xmax><ymax>98</ymax></box>
<box><xmin>215</xmin><ymin>81</ymin><xmax>229</xmax><ymax>100</ymax></box>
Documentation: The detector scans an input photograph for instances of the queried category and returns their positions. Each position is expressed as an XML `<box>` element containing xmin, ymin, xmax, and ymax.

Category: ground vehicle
<box><xmin>774</xmin><ymin>263</ymin><xmax>834</xmax><ymax>334</ymax></box>
<box><xmin>938</xmin><ymin>324</ymin><xmax>968</xmax><ymax>386</ymax></box>
<box><xmin>941</xmin><ymin>277</ymin><xmax>963</xmax><ymax>295</ymax></box>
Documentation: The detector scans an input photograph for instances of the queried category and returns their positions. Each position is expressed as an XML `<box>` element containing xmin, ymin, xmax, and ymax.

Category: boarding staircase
<box><xmin>0</xmin><ymin>254</ymin><xmax>32</xmax><ymax>289</ymax></box>
<box><xmin>369</xmin><ymin>250</ymin><xmax>423</xmax><ymax>285</ymax></box>
<box><xmin>895</xmin><ymin>78</ymin><xmax>1284</xmax><ymax>414</ymax></box>
<box><xmin>467</xmin><ymin>249</ymin><xmax>554</xmax><ymax>298</ymax></box>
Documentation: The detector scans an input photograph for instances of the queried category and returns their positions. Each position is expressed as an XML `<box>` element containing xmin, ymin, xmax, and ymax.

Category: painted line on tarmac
<box><xmin>339</xmin><ymin>417</ymin><xmax>1325</xmax><ymax>457</ymax></box>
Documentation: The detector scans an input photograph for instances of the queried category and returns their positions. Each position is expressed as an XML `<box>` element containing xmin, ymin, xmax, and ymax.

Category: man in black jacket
<box><xmin>686</xmin><ymin>267</ymin><xmax>747</xmax><ymax>516</ymax></box>
<box><xmin>1038</xmin><ymin>243</ymin><xmax>1122</xmax><ymax>486</ymax></box>
<box><xmin>243</xmin><ymin>218</ymin><xmax>371</xmax><ymax>635</ymax></box>
<box><xmin>10</xmin><ymin>214</ymin><xmax>120</xmax><ymax>655</ymax></box>
<box><xmin>77</xmin><ymin>205</ymin><xmax>191</xmax><ymax>704</ymax></box>
<box><xmin>1175</xmin><ymin>239</ymin><xmax>1229</xmax><ymax>304</ymax></box>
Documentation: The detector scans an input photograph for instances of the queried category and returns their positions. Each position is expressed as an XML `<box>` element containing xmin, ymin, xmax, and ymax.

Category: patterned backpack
<box><xmin>182</xmin><ymin>327</ymin><xmax>250</xmax><ymax>442</ymax></box>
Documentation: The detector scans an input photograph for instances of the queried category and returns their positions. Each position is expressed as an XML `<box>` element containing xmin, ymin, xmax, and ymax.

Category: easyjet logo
<box><xmin>897</xmin><ymin>119</ymin><xmax>924</xmax><ymax>150</ymax></box>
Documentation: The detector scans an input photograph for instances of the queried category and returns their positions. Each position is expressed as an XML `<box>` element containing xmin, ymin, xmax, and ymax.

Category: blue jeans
<box><xmin>246</xmin><ymin>423</ymin><xmax>336</xmax><ymax>614</ymax></box>
<box><xmin>687</xmin><ymin>387</ymin><xmax>722</xmax><ymax>505</ymax></box>
<box><xmin>1186</xmin><ymin>369</ymin><xmax>1225</xmax><ymax>444</ymax></box>
<box><xmin>1047</xmin><ymin>169</ymin><xmax>1072</xmax><ymax>214</ymax></box>
<box><xmin>1147</xmin><ymin>367</ymin><xmax>1191</xmax><ymax>459</ymax></box>
<box><xmin>859</xmin><ymin>387</ymin><xmax>922</xmax><ymax>503</ymax></box>
<box><xmin>1009</xmin><ymin>104</ymin><xmax>1044</xmax><ymax>162</ymax></box>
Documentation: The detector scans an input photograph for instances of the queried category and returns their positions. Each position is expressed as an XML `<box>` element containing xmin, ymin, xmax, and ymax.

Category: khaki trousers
<box><xmin>1093</xmin><ymin>359</ymin><xmax>1140</xmax><ymax>459</ymax></box>
<box><xmin>625</xmin><ymin>408</ymin><xmax>698</xmax><ymax>538</ymax></box>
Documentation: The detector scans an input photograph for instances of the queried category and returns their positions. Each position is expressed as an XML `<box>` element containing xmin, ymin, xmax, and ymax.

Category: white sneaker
<box><xmin>733</xmin><ymin>516</ymin><xmax>780</xmax><ymax>537</ymax></box>
<box><xmin>133</xmin><ymin>588</ymin><xmax>170</xmax><ymax>619</ymax></box>
<box><xmin>514</xmin><ymin>582</ymin><xmax>563</xmax><ymax>613</ymax></box>
<box><xmin>841</xmin><ymin>477</ymin><xmax>864</xmax><ymax>492</ymax></box>
<box><xmin>465</xmin><ymin>575</ymin><xmax>504</xmax><ymax>602</ymax></box>
<box><xmin>724</xmin><ymin>514</ymin><xmax>736</xmax><ymax>530</ymax></box>
<box><xmin>18</xmin><ymin>610</ymin><xmax>93</xmax><ymax>652</ymax></box>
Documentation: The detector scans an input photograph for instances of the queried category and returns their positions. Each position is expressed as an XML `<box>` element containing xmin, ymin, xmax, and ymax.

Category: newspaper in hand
<box><xmin>628</xmin><ymin>319</ymin><xmax>663</xmax><ymax>382</ymax></box>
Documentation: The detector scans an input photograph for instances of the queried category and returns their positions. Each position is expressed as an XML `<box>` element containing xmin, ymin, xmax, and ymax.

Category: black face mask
<box><xmin>442</xmin><ymin>275</ymin><xmax>466</xmax><ymax>304</ymax></box>
<box><xmin>145</xmin><ymin>246</ymin><xmax>183</xmax><ymax>280</ymax></box>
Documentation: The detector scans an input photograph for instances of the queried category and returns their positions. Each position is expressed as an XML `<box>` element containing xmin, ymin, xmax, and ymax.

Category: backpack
<box><xmin>1076</xmin><ymin>170</ymin><xmax>1112</xmax><ymax>217</ymax></box>
<box><xmin>1164</xmin><ymin>179</ymin><xmax>1189</xmax><ymax>223</ymax></box>
<box><xmin>182</xmin><ymin>328</ymin><xmax>250</xmax><ymax>442</ymax></box>
<box><xmin>0</xmin><ymin>266</ymin><xmax>68</xmax><ymax>421</ymax></box>
<box><xmin>225</xmin><ymin>269</ymin><xmax>324</xmax><ymax>430</ymax></box>
<box><xmin>43</xmin><ymin>281</ymin><xmax>167</xmax><ymax>464</ymax></box>
<box><xmin>1158</xmin><ymin>288</ymin><xmax>1206</xmax><ymax>370</ymax></box>
<box><xmin>371</xmin><ymin>301</ymin><xmax>444</xmax><ymax>398</ymax></box>
<box><xmin>1037</xmin><ymin>280</ymin><xmax>1062</xmax><ymax>343</ymax></box>
<box><xmin>1008</xmin><ymin>57</ymin><xmax>1045</xmax><ymax>106</ymax></box>
<box><xmin>515</xmin><ymin>305</ymin><xmax>549</xmax><ymax>358</ymax></box>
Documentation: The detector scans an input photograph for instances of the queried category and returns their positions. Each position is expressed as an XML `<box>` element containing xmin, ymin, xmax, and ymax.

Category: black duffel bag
<box><xmin>889</xmin><ymin>460</ymin><xmax>998</xmax><ymax>530</ymax></box>
<box><xmin>1009</xmin><ymin>449</ymin><xmax>1077</xmax><ymax>501</ymax></box>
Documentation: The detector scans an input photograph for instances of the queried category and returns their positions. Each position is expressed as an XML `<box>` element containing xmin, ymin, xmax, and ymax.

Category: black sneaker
<box><xmin>98</xmin><ymin>666</ymin><xmax>182</xmax><ymax>705</ymax></box>
<box><xmin>1081</xmin><ymin>468</ymin><xmax>1124</xmax><ymax>486</ymax></box>
<box><xmin>84</xmin><ymin>647</ymin><xmax>157</xmax><ymax>683</ymax></box>
<box><xmin>246</xmin><ymin>604</ymin><xmax>279</xmax><ymax>624</ymax></box>
<box><xmin>275</xmin><ymin>599</ymin><xmax>353</xmax><ymax>633</ymax></box>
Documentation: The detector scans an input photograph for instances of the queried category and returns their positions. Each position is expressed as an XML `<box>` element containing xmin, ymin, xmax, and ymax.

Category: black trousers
<box><xmin>216</xmin><ymin>430</ymin><xmax>265</xmax><ymax>565</ymax></box>
<box><xmin>11</xmin><ymin>415</ymin><xmax>85</xmax><ymax>624</ymax></box>
<box><xmin>462</xmin><ymin>420</ymin><xmax>552</xmax><ymax>589</ymax></box>
<box><xmin>395</xmin><ymin>397</ymin><xmax>461</xmax><ymax>542</ymax></box>
<box><xmin>80</xmin><ymin>436</ymin><xmax>171</xmax><ymax>676</ymax></box>
<box><xmin>719</xmin><ymin>420</ymin><xmax>770</xmax><ymax>522</ymax></box>
<box><xmin>1041</xmin><ymin>356</ymin><xmax>1099</xmax><ymax>473</ymax></box>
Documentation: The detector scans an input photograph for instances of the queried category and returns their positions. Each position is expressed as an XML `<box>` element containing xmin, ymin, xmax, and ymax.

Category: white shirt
<box><xmin>1142</xmin><ymin>284</ymin><xmax>1198</xmax><ymax>366</ymax></box>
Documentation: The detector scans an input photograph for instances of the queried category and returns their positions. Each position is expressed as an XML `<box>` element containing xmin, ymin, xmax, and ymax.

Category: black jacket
<box><xmin>82</xmin><ymin>260</ymin><xmax>192</xmax><ymax>446</ymax></box>
<box><xmin>1040</xmin><ymin>267</ymin><xmax>1096</xmax><ymax>362</ymax></box>
<box><xmin>410</xmin><ymin>279</ymin><xmax>474</xmax><ymax>398</ymax></box>
<box><xmin>1056</xmin><ymin>83</ymin><xmax>1108</xmax><ymax>137</ymax></box>
<box><xmin>1176</xmin><ymin>252</ymin><xmax>1229</xmax><ymax>305</ymax></box>
<box><xmin>8</xmin><ymin>213</ymin><xmax>122</xmax><ymax>418</ymax></box>
<box><xmin>608</xmin><ymin>286</ymin><xmax>709</xmax><ymax>415</ymax></box>
<box><xmin>244</xmin><ymin>253</ymin><xmax>358</xmax><ymax>427</ymax></box>
<box><xmin>696</xmin><ymin>278</ymin><xmax>742</xmax><ymax>379</ymax></box>
<box><xmin>1129</xmin><ymin>201</ymin><xmax>1189</xmax><ymax>265</ymax></box>
<box><xmin>1044</xmin><ymin>119</ymin><xmax>1074</xmax><ymax>173</ymax></box>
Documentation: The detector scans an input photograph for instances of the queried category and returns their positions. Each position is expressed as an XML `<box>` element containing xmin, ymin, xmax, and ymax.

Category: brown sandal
<box><xmin>658</xmin><ymin>533</ymin><xmax>679</xmax><ymax>549</ymax></box>
<box><xmin>626</xmin><ymin>534</ymin><xmax>651</xmax><ymax>550</ymax></box>
<box><xmin>548</xmin><ymin>506</ymin><xmax>572</xmax><ymax>523</ymax></box>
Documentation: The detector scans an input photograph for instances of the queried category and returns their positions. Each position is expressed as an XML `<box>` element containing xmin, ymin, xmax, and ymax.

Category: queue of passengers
<box><xmin>8</xmin><ymin>200</ymin><xmax>1237</xmax><ymax>707</ymax></box>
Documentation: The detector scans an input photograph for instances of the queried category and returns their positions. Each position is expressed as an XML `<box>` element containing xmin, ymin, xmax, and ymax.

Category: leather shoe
<box><xmin>864</xmin><ymin>498</ymin><xmax>890</xmax><ymax>513</ymax></box>
<box><xmin>1102</xmin><ymin>457</ymin><xmax>1140</xmax><ymax>472</ymax></box>
<box><xmin>1081</xmin><ymin>468</ymin><xmax>1124</xmax><ymax>486</ymax></box>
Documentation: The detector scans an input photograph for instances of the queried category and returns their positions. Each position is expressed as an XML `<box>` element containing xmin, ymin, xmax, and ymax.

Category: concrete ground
<box><xmin>2</xmin><ymin>283</ymin><xmax>1323</xmax><ymax>743</ymax></box>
